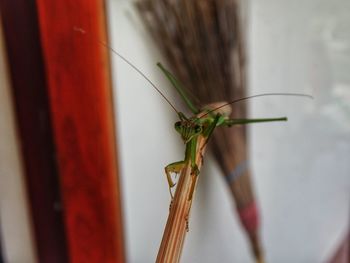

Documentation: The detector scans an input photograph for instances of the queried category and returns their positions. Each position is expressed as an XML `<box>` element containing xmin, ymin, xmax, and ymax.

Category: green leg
<box><xmin>188</xmin><ymin>166</ymin><xmax>198</xmax><ymax>201</ymax></box>
<box><xmin>199</xmin><ymin>114</ymin><xmax>221</xmax><ymax>154</ymax></box>
<box><xmin>165</xmin><ymin>160</ymin><xmax>186</xmax><ymax>198</ymax></box>
<box><xmin>186</xmin><ymin>137</ymin><xmax>199</xmax><ymax>201</ymax></box>
<box><xmin>223</xmin><ymin>117</ymin><xmax>287</xmax><ymax>126</ymax></box>
<box><xmin>188</xmin><ymin>136</ymin><xmax>201</xmax><ymax>201</ymax></box>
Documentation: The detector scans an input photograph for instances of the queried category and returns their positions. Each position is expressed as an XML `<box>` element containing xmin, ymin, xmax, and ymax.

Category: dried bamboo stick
<box><xmin>156</xmin><ymin>130</ymin><xmax>206</xmax><ymax>263</ymax></box>
<box><xmin>156</xmin><ymin>104</ymin><xmax>231</xmax><ymax>263</ymax></box>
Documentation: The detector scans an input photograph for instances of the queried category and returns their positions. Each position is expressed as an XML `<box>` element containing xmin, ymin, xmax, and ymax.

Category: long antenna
<box><xmin>100</xmin><ymin>41</ymin><xmax>180</xmax><ymax>114</ymax></box>
<box><xmin>199</xmin><ymin>93</ymin><xmax>314</xmax><ymax>118</ymax></box>
<box><xmin>73</xmin><ymin>27</ymin><xmax>179</xmax><ymax>114</ymax></box>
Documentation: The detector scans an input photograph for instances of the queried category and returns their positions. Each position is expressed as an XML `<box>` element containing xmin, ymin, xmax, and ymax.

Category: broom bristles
<box><xmin>136</xmin><ymin>0</ymin><xmax>264</xmax><ymax>261</ymax></box>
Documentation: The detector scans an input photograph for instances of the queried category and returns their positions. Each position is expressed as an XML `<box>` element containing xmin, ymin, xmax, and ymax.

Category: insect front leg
<box><xmin>165</xmin><ymin>161</ymin><xmax>186</xmax><ymax>199</ymax></box>
<box><xmin>188</xmin><ymin>162</ymin><xmax>199</xmax><ymax>202</ymax></box>
<box><xmin>199</xmin><ymin>114</ymin><xmax>221</xmax><ymax>154</ymax></box>
<box><xmin>188</xmin><ymin>137</ymin><xmax>200</xmax><ymax>201</ymax></box>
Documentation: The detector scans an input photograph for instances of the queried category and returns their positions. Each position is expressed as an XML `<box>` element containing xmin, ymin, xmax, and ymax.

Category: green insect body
<box><xmin>109</xmin><ymin>50</ymin><xmax>310</xmax><ymax>201</ymax></box>
<box><xmin>157</xmin><ymin>63</ymin><xmax>287</xmax><ymax>199</ymax></box>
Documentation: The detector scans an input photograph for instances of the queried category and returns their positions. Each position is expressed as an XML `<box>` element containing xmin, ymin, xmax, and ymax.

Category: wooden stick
<box><xmin>35</xmin><ymin>1</ymin><xmax>126</xmax><ymax>261</ymax></box>
<box><xmin>156</xmin><ymin>104</ymin><xmax>231</xmax><ymax>263</ymax></box>
<box><xmin>156</xmin><ymin>135</ymin><xmax>206</xmax><ymax>263</ymax></box>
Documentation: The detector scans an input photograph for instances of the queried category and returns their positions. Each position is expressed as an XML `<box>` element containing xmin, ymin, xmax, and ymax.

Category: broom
<box><xmin>136</xmin><ymin>0</ymin><xmax>264</xmax><ymax>262</ymax></box>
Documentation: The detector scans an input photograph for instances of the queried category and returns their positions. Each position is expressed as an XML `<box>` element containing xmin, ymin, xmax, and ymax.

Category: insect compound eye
<box><xmin>174</xmin><ymin>121</ymin><xmax>182</xmax><ymax>132</ymax></box>
<box><xmin>194</xmin><ymin>125</ymin><xmax>202</xmax><ymax>133</ymax></box>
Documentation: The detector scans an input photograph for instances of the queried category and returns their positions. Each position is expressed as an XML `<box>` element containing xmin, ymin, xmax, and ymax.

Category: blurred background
<box><xmin>1</xmin><ymin>0</ymin><xmax>349</xmax><ymax>262</ymax></box>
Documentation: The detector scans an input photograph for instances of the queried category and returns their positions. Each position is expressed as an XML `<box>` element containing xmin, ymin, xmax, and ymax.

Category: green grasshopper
<box><xmin>113</xmin><ymin>50</ymin><xmax>312</xmax><ymax>200</ymax></box>
<box><xmin>156</xmin><ymin>63</ymin><xmax>313</xmax><ymax>199</ymax></box>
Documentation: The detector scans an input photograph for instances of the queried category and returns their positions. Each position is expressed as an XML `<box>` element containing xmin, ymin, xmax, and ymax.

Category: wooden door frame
<box><xmin>0</xmin><ymin>1</ymin><xmax>125</xmax><ymax>262</ymax></box>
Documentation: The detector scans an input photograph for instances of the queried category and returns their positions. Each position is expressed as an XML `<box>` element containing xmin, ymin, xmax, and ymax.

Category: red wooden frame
<box><xmin>35</xmin><ymin>1</ymin><xmax>125</xmax><ymax>262</ymax></box>
<box><xmin>1</xmin><ymin>0</ymin><xmax>125</xmax><ymax>261</ymax></box>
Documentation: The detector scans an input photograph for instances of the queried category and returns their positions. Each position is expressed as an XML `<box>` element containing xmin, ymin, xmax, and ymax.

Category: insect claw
<box><xmin>169</xmin><ymin>200</ymin><xmax>173</xmax><ymax>211</ymax></box>
<box><xmin>185</xmin><ymin>215</ymin><xmax>189</xmax><ymax>232</ymax></box>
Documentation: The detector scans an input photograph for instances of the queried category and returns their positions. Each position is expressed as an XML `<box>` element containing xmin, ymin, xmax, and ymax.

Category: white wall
<box><xmin>249</xmin><ymin>1</ymin><xmax>350</xmax><ymax>262</ymax></box>
<box><xmin>0</xmin><ymin>19</ymin><xmax>37</xmax><ymax>263</ymax></box>
<box><xmin>107</xmin><ymin>1</ymin><xmax>350</xmax><ymax>262</ymax></box>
